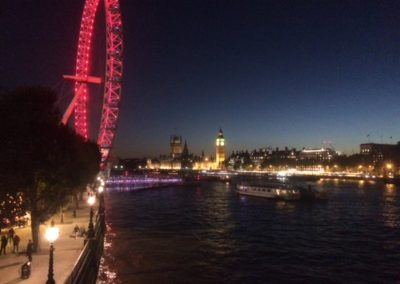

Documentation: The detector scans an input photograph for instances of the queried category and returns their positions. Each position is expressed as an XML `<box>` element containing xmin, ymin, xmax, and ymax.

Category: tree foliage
<box><xmin>0</xmin><ymin>86</ymin><xmax>100</xmax><ymax>249</ymax></box>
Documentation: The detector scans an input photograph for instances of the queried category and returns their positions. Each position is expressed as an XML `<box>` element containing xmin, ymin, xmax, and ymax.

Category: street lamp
<box><xmin>385</xmin><ymin>163</ymin><xmax>394</xmax><ymax>178</ymax></box>
<box><xmin>97</xmin><ymin>185</ymin><xmax>104</xmax><ymax>194</ymax></box>
<box><xmin>97</xmin><ymin>185</ymin><xmax>105</xmax><ymax>210</ymax></box>
<box><xmin>87</xmin><ymin>194</ymin><xmax>96</xmax><ymax>238</ymax></box>
<box><xmin>45</xmin><ymin>226</ymin><xmax>59</xmax><ymax>284</ymax></box>
<box><xmin>96</xmin><ymin>184</ymin><xmax>106</xmax><ymax>232</ymax></box>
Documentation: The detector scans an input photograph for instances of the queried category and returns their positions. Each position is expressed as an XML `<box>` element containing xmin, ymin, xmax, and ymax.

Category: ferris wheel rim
<box><xmin>74</xmin><ymin>0</ymin><xmax>123</xmax><ymax>169</ymax></box>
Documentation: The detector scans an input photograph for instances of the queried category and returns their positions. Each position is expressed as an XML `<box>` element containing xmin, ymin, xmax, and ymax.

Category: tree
<box><xmin>0</xmin><ymin>192</ymin><xmax>25</xmax><ymax>233</ymax></box>
<box><xmin>66</xmin><ymin>135</ymin><xmax>101</xmax><ymax>209</ymax></box>
<box><xmin>0</xmin><ymin>86</ymin><xmax>100</xmax><ymax>250</ymax></box>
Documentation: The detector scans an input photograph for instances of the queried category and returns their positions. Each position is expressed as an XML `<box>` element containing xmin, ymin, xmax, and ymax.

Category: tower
<box><xmin>170</xmin><ymin>135</ymin><xmax>182</xmax><ymax>158</ymax></box>
<box><xmin>181</xmin><ymin>140</ymin><xmax>192</xmax><ymax>169</ymax></box>
<box><xmin>216</xmin><ymin>128</ymin><xmax>225</xmax><ymax>168</ymax></box>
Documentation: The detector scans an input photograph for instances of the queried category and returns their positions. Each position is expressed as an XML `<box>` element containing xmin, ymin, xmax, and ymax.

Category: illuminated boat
<box><xmin>237</xmin><ymin>183</ymin><xmax>301</xmax><ymax>200</ymax></box>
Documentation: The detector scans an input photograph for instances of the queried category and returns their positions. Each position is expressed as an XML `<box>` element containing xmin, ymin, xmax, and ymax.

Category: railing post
<box><xmin>65</xmin><ymin>211</ymin><xmax>106</xmax><ymax>284</ymax></box>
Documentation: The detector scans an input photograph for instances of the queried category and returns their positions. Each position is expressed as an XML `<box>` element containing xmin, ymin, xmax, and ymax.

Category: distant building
<box><xmin>360</xmin><ymin>143</ymin><xmax>399</xmax><ymax>163</ymax></box>
<box><xmin>215</xmin><ymin>128</ymin><xmax>226</xmax><ymax>168</ymax></box>
<box><xmin>299</xmin><ymin>148</ymin><xmax>336</xmax><ymax>161</ymax></box>
<box><xmin>170</xmin><ymin>135</ymin><xmax>182</xmax><ymax>158</ymax></box>
<box><xmin>271</xmin><ymin>147</ymin><xmax>298</xmax><ymax>161</ymax></box>
<box><xmin>110</xmin><ymin>158</ymin><xmax>147</xmax><ymax>175</ymax></box>
<box><xmin>148</xmin><ymin>135</ymin><xmax>196</xmax><ymax>170</ymax></box>
<box><xmin>147</xmin><ymin>158</ymin><xmax>160</xmax><ymax>170</ymax></box>
<box><xmin>226</xmin><ymin>147</ymin><xmax>299</xmax><ymax>170</ymax></box>
<box><xmin>250</xmin><ymin>149</ymin><xmax>267</xmax><ymax>170</ymax></box>
<box><xmin>192</xmin><ymin>156</ymin><xmax>217</xmax><ymax>170</ymax></box>
<box><xmin>160</xmin><ymin>158</ymin><xmax>182</xmax><ymax>170</ymax></box>
<box><xmin>147</xmin><ymin>135</ymin><xmax>184</xmax><ymax>170</ymax></box>
<box><xmin>181</xmin><ymin>140</ymin><xmax>193</xmax><ymax>169</ymax></box>
<box><xmin>148</xmin><ymin>130</ymin><xmax>227</xmax><ymax>171</ymax></box>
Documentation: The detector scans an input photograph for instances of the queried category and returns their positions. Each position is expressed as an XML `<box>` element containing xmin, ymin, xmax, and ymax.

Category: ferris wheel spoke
<box><xmin>62</xmin><ymin>0</ymin><xmax>123</xmax><ymax>170</ymax></box>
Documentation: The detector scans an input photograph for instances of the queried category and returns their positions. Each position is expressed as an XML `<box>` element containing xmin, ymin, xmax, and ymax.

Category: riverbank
<box><xmin>230</xmin><ymin>171</ymin><xmax>400</xmax><ymax>184</ymax></box>
<box><xmin>0</xmin><ymin>196</ymin><xmax>98</xmax><ymax>284</ymax></box>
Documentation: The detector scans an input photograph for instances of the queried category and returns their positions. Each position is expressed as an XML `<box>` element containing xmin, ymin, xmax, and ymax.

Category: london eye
<box><xmin>62</xmin><ymin>0</ymin><xmax>123</xmax><ymax>170</ymax></box>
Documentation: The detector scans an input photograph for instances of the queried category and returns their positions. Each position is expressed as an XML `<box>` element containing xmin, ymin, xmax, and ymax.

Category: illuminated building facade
<box><xmin>148</xmin><ymin>136</ymin><xmax>193</xmax><ymax>170</ymax></box>
<box><xmin>216</xmin><ymin>128</ymin><xmax>226</xmax><ymax>168</ymax></box>
<box><xmin>146</xmin><ymin>130</ymin><xmax>228</xmax><ymax>171</ymax></box>
<box><xmin>360</xmin><ymin>143</ymin><xmax>399</xmax><ymax>164</ymax></box>
<box><xmin>193</xmin><ymin>156</ymin><xmax>217</xmax><ymax>170</ymax></box>
<box><xmin>299</xmin><ymin>148</ymin><xmax>336</xmax><ymax>161</ymax></box>
<box><xmin>160</xmin><ymin>159</ymin><xmax>182</xmax><ymax>170</ymax></box>
<box><xmin>170</xmin><ymin>135</ymin><xmax>183</xmax><ymax>158</ymax></box>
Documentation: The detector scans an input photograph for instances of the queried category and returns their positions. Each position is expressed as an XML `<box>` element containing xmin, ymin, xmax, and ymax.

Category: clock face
<box><xmin>216</xmin><ymin>139</ymin><xmax>225</xmax><ymax>146</ymax></box>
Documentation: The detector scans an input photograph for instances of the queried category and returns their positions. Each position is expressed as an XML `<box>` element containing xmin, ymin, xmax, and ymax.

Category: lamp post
<box><xmin>97</xmin><ymin>185</ymin><xmax>104</xmax><ymax>210</ymax></box>
<box><xmin>87</xmin><ymin>194</ymin><xmax>96</xmax><ymax>238</ymax></box>
<box><xmin>45</xmin><ymin>226</ymin><xmax>59</xmax><ymax>284</ymax></box>
<box><xmin>97</xmin><ymin>183</ymin><xmax>106</xmax><ymax>233</ymax></box>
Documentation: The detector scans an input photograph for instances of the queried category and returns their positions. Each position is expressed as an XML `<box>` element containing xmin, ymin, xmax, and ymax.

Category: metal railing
<box><xmin>64</xmin><ymin>209</ymin><xmax>106</xmax><ymax>284</ymax></box>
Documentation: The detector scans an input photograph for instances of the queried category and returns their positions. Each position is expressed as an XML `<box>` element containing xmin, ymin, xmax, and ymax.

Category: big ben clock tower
<box><xmin>215</xmin><ymin>128</ymin><xmax>225</xmax><ymax>169</ymax></box>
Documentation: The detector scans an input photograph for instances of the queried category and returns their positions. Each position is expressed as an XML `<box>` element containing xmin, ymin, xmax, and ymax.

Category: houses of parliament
<box><xmin>147</xmin><ymin>128</ymin><xmax>226</xmax><ymax>170</ymax></box>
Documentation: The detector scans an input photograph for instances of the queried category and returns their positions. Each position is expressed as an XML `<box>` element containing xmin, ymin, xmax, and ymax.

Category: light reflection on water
<box><xmin>98</xmin><ymin>179</ymin><xmax>400</xmax><ymax>283</ymax></box>
<box><xmin>383</xmin><ymin>184</ymin><xmax>399</xmax><ymax>229</ymax></box>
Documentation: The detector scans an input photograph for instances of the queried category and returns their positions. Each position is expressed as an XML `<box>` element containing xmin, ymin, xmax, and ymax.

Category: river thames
<box><xmin>98</xmin><ymin>178</ymin><xmax>400</xmax><ymax>283</ymax></box>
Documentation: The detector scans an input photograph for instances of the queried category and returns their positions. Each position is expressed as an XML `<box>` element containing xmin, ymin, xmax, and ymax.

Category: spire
<box><xmin>182</xmin><ymin>140</ymin><xmax>189</xmax><ymax>156</ymax></box>
<box><xmin>217</xmin><ymin>128</ymin><xmax>224</xmax><ymax>139</ymax></box>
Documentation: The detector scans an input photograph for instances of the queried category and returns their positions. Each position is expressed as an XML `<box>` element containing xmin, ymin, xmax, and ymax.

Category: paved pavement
<box><xmin>0</xmin><ymin>197</ymin><xmax>97</xmax><ymax>284</ymax></box>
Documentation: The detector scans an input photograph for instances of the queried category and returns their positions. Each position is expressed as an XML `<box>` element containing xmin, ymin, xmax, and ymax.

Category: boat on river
<box><xmin>237</xmin><ymin>183</ymin><xmax>301</xmax><ymax>200</ymax></box>
<box><xmin>237</xmin><ymin>183</ymin><xmax>328</xmax><ymax>201</ymax></box>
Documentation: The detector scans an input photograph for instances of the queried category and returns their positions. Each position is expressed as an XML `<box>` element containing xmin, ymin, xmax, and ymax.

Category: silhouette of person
<box><xmin>13</xmin><ymin>234</ymin><xmax>20</xmax><ymax>254</ymax></box>
<box><xmin>26</xmin><ymin>240</ymin><xmax>33</xmax><ymax>261</ymax></box>
<box><xmin>0</xmin><ymin>235</ymin><xmax>8</xmax><ymax>255</ymax></box>
<box><xmin>8</xmin><ymin>228</ymin><xmax>15</xmax><ymax>242</ymax></box>
<box><xmin>73</xmin><ymin>224</ymin><xmax>80</xmax><ymax>239</ymax></box>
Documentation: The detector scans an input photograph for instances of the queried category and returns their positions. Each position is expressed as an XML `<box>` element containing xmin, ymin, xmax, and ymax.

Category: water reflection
<box><xmin>195</xmin><ymin>187</ymin><xmax>202</xmax><ymax>198</ymax></box>
<box><xmin>382</xmin><ymin>183</ymin><xmax>399</xmax><ymax>228</ymax></box>
<box><xmin>274</xmin><ymin>200</ymin><xmax>297</xmax><ymax>213</ymax></box>
<box><xmin>98</xmin><ymin>234</ymin><xmax>119</xmax><ymax>284</ymax></box>
<box><xmin>100</xmin><ymin>180</ymin><xmax>400</xmax><ymax>283</ymax></box>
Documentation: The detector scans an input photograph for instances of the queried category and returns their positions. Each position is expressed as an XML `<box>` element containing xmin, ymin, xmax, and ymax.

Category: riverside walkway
<box><xmin>0</xmin><ymin>197</ymin><xmax>97</xmax><ymax>284</ymax></box>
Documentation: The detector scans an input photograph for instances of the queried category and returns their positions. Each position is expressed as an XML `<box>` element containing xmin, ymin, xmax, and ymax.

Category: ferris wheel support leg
<box><xmin>61</xmin><ymin>75</ymin><xmax>102</xmax><ymax>125</ymax></box>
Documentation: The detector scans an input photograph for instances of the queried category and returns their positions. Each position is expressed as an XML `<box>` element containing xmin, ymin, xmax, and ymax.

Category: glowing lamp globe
<box><xmin>98</xmin><ymin>185</ymin><xmax>104</xmax><ymax>193</ymax></box>
<box><xmin>45</xmin><ymin>227</ymin><xmax>59</xmax><ymax>243</ymax></box>
<box><xmin>88</xmin><ymin>195</ymin><xmax>96</xmax><ymax>206</ymax></box>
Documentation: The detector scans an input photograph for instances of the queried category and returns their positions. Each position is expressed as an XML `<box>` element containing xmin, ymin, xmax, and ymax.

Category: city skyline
<box><xmin>141</xmin><ymin>129</ymin><xmax>399</xmax><ymax>160</ymax></box>
<box><xmin>1</xmin><ymin>1</ymin><xmax>400</xmax><ymax>157</ymax></box>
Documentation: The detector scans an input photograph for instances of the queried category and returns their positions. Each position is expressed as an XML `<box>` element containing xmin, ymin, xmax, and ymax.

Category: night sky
<box><xmin>1</xmin><ymin>0</ymin><xmax>400</xmax><ymax>158</ymax></box>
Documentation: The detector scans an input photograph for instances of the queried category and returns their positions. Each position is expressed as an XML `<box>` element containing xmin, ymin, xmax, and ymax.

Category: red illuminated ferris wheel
<box><xmin>62</xmin><ymin>0</ymin><xmax>123</xmax><ymax>170</ymax></box>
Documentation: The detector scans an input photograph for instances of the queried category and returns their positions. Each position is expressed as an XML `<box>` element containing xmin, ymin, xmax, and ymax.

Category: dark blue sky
<box><xmin>1</xmin><ymin>0</ymin><xmax>400</xmax><ymax>157</ymax></box>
